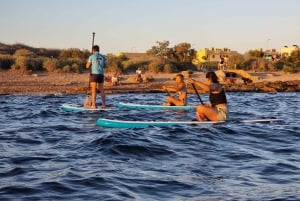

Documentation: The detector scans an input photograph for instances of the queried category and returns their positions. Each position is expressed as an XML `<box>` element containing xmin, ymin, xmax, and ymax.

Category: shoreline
<box><xmin>0</xmin><ymin>70</ymin><xmax>299</xmax><ymax>95</ymax></box>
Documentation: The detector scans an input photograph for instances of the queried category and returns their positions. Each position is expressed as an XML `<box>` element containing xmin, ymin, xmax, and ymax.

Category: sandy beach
<box><xmin>0</xmin><ymin>70</ymin><xmax>299</xmax><ymax>95</ymax></box>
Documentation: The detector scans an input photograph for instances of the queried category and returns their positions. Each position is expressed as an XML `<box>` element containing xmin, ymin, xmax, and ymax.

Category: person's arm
<box><xmin>163</xmin><ymin>86</ymin><xmax>177</xmax><ymax>92</ymax></box>
<box><xmin>176</xmin><ymin>82</ymin><xmax>186</xmax><ymax>92</ymax></box>
<box><xmin>209</xmin><ymin>83</ymin><xmax>223</xmax><ymax>93</ymax></box>
<box><xmin>86</xmin><ymin>56</ymin><xmax>92</xmax><ymax>69</ymax></box>
<box><xmin>188</xmin><ymin>78</ymin><xmax>210</xmax><ymax>92</ymax></box>
<box><xmin>86</xmin><ymin>61</ymin><xmax>91</xmax><ymax>69</ymax></box>
<box><xmin>162</xmin><ymin>86</ymin><xmax>179</xmax><ymax>97</ymax></box>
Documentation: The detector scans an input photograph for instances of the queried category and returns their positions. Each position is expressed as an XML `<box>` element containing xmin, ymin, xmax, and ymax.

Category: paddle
<box><xmin>165</xmin><ymin>88</ymin><xmax>170</xmax><ymax>96</ymax></box>
<box><xmin>92</xmin><ymin>32</ymin><xmax>95</xmax><ymax>51</ymax></box>
<box><xmin>87</xmin><ymin>32</ymin><xmax>96</xmax><ymax>95</ymax></box>
<box><xmin>191</xmin><ymin>83</ymin><xmax>204</xmax><ymax>105</ymax></box>
<box><xmin>84</xmin><ymin>33</ymin><xmax>95</xmax><ymax>108</ymax></box>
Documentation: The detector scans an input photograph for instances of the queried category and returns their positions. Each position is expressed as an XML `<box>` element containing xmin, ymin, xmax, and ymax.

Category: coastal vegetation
<box><xmin>0</xmin><ymin>41</ymin><xmax>299</xmax><ymax>75</ymax></box>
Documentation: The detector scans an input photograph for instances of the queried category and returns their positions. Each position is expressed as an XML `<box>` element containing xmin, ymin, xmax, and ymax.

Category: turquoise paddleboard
<box><xmin>96</xmin><ymin>118</ymin><xmax>280</xmax><ymax>128</ymax></box>
<box><xmin>97</xmin><ymin>118</ymin><xmax>223</xmax><ymax>128</ymax></box>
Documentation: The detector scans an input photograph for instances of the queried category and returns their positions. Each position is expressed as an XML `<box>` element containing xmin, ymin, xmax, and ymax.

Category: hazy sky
<box><xmin>1</xmin><ymin>0</ymin><xmax>299</xmax><ymax>54</ymax></box>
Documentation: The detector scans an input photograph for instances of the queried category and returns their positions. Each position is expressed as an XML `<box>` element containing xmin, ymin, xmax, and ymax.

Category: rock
<box><xmin>143</xmin><ymin>75</ymin><xmax>154</xmax><ymax>82</ymax></box>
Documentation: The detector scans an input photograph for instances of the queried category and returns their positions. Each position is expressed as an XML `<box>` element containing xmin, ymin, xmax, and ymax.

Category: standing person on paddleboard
<box><xmin>188</xmin><ymin>71</ymin><xmax>228</xmax><ymax>121</ymax></box>
<box><xmin>163</xmin><ymin>74</ymin><xmax>187</xmax><ymax>106</ymax></box>
<box><xmin>86</xmin><ymin>45</ymin><xmax>107</xmax><ymax>109</ymax></box>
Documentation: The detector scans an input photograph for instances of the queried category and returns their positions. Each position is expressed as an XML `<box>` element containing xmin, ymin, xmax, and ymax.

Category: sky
<box><xmin>1</xmin><ymin>0</ymin><xmax>300</xmax><ymax>54</ymax></box>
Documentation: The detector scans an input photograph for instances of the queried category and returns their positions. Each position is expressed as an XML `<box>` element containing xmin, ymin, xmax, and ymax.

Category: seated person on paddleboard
<box><xmin>163</xmin><ymin>74</ymin><xmax>187</xmax><ymax>106</ymax></box>
<box><xmin>85</xmin><ymin>45</ymin><xmax>107</xmax><ymax>109</ymax></box>
<box><xmin>188</xmin><ymin>71</ymin><xmax>228</xmax><ymax>121</ymax></box>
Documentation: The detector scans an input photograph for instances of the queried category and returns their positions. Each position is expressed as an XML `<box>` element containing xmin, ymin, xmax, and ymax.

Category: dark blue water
<box><xmin>0</xmin><ymin>92</ymin><xmax>299</xmax><ymax>201</ymax></box>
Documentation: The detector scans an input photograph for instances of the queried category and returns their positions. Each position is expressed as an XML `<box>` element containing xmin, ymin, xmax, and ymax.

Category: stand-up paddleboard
<box><xmin>97</xmin><ymin>118</ymin><xmax>223</xmax><ymax>128</ymax></box>
<box><xmin>60</xmin><ymin>104</ymin><xmax>115</xmax><ymax>112</ymax></box>
<box><xmin>96</xmin><ymin>118</ymin><xmax>280</xmax><ymax>128</ymax></box>
<box><xmin>117</xmin><ymin>102</ymin><xmax>196</xmax><ymax>111</ymax></box>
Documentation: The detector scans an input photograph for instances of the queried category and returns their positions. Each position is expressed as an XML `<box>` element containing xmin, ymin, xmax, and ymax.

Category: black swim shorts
<box><xmin>90</xmin><ymin>74</ymin><xmax>104</xmax><ymax>83</ymax></box>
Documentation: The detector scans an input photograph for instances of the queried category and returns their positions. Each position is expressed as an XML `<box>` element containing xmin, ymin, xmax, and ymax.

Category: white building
<box><xmin>279</xmin><ymin>45</ymin><xmax>299</xmax><ymax>57</ymax></box>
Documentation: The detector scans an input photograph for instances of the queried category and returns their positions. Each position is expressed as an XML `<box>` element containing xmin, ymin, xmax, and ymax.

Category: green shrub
<box><xmin>58</xmin><ymin>59</ymin><xmax>85</xmax><ymax>73</ymax></box>
<box><xmin>11</xmin><ymin>56</ymin><xmax>43</xmax><ymax>72</ymax></box>
<box><xmin>122</xmin><ymin>56</ymin><xmax>151</xmax><ymax>72</ymax></box>
<box><xmin>147</xmin><ymin>62</ymin><xmax>163</xmax><ymax>74</ymax></box>
<box><xmin>163</xmin><ymin>63</ymin><xmax>176</xmax><ymax>73</ymax></box>
<box><xmin>43</xmin><ymin>58</ymin><xmax>59</xmax><ymax>72</ymax></box>
<box><xmin>282</xmin><ymin>65</ymin><xmax>296</xmax><ymax>73</ymax></box>
<box><xmin>62</xmin><ymin>65</ymin><xmax>71</xmax><ymax>73</ymax></box>
<box><xmin>274</xmin><ymin>61</ymin><xmax>285</xmax><ymax>70</ymax></box>
<box><xmin>0</xmin><ymin>55</ymin><xmax>14</xmax><ymax>69</ymax></box>
<box><xmin>11</xmin><ymin>56</ymin><xmax>30</xmax><ymax>72</ymax></box>
<box><xmin>61</xmin><ymin>63</ymin><xmax>83</xmax><ymax>73</ymax></box>
<box><xmin>106</xmin><ymin>65</ymin><xmax>122</xmax><ymax>74</ymax></box>
<box><xmin>71</xmin><ymin>63</ymin><xmax>81</xmax><ymax>73</ymax></box>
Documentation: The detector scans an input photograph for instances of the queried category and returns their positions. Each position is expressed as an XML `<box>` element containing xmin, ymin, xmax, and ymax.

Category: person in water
<box><xmin>163</xmin><ymin>74</ymin><xmax>187</xmax><ymax>106</ymax></box>
<box><xmin>188</xmin><ymin>71</ymin><xmax>228</xmax><ymax>121</ymax></box>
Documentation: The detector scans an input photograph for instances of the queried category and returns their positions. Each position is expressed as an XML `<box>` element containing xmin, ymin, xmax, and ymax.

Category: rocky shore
<box><xmin>0</xmin><ymin>71</ymin><xmax>299</xmax><ymax>95</ymax></box>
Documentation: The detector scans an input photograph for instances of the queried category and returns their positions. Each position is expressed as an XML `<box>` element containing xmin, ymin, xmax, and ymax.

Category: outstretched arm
<box><xmin>187</xmin><ymin>78</ymin><xmax>210</xmax><ymax>92</ymax></box>
<box><xmin>162</xmin><ymin>86</ymin><xmax>177</xmax><ymax>92</ymax></box>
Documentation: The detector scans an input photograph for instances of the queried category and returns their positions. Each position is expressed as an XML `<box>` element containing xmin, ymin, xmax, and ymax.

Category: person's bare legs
<box><xmin>196</xmin><ymin>111</ymin><xmax>207</xmax><ymax>121</ymax></box>
<box><xmin>163</xmin><ymin>96</ymin><xmax>184</xmax><ymax>106</ymax></box>
<box><xmin>90</xmin><ymin>82</ymin><xmax>97</xmax><ymax>109</ymax></box>
<box><xmin>98</xmin><ymin>83</ymin><xmax>106</xmax><ymax>108</ymax></box>
<box><xmin>196</xmin><ymin>105</ymin><xmax>218</xmax><ymax>121</ymax></box>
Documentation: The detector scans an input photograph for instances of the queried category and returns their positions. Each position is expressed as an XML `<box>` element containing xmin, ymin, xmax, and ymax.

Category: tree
<box><xmin>173</xmin><ymin>42</ymin><xmax>194</xmax><ymax>63</ymax></box>
<box><xmin>146</xmin><ymin>40</ymin><xmax>170</xmax><ymax>57</ymax></box>
<box><xmin>227</xmin><ymin>53</ymin><xmax>244</xmax><ymax>69</ymax></box>
<box><xmin>105</xmin><ymin>54</ymin><xmax>126</xmax><ymax>73</ymax></box>
<box><xmin>290</xmin><ymin>50</ymin><xmax>300</xmax><ymax>66</ymax></box>
<box><xmin>248</xmin><ymin>49</ymin><xmax>264</xmax><ymax>58</ymax></box>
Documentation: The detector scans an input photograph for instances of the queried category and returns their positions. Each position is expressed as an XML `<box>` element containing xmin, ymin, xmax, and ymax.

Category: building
<box><xmin>192</xmin><ymin>47</ymin><xmax>237</xmax><ymax>65</ymax></box>
<box><xmin>264</xmin><ymin>49</ymin><xmax>280</xmax><ymax>61</ymax></box>
<box><xmin>279</xmin><ymin>45</ymin><xmax>299</xmax><ymax>58</ymax></box>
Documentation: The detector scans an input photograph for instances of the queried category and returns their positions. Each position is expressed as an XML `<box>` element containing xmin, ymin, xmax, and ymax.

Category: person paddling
<box><xmin>86</xmin><ymin>45</ymin><xmax>107</xmax><ymax>109</ymax></box>
<box><xmin>163</xmin><ymin>74</ymin><xmax>187</xmax><ymax>106</ymax></box>
<box><xmin>188</xmin><ymin>71</ymin><xmax>228</xmax><ymax>121</ymax></box>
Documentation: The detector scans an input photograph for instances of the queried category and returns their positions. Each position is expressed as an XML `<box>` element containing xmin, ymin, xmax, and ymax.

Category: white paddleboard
<box><xmin>60</xmin><ymin>104</ymin><xmax>115</xmax><ymax>112</ymax></box>
<box><xmin>117</xmin><ymin>102</ymin><xmax>196</xmax><ymax>111</ymax></box>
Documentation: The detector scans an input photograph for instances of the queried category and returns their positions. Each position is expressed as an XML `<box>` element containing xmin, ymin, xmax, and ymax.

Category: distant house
<box><xmin>192</xmin><ymin>47</ymin><xmax>237</xmax><ymax>64</ymax></box>
<box><xmin>279</xmin><ymin>45</ymin><xmax>299</xmax><ymax>58</ymax></box>
<box><xmin>264</xmin><ymin>49</ymin><xmax>280</xmax><ymax>61</ymax></box>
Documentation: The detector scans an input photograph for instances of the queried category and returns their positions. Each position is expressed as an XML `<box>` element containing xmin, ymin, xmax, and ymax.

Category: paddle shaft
<box><xmin>191</xmin><ymin>83</ymin><xmax>204</xmax><ymax>105</ymax></box>
<box><xmin>92</xmin><ymin>32</ymin><xmax>95</xmax><ymax>52</ymax></box>
<box><xmin>87</xmin><ymin>32</ymin><xmax>96</xmax><ymax>95</ymax></box>
<box><xmin>165</xmin><ymin>89</ymin><xmax>170</xmax><ymax>96</ymax></box>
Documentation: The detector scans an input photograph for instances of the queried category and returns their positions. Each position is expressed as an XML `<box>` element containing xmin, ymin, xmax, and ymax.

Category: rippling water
<box><xmin>0</xmin><ymin>92</ymin><xmax>299</xmax><ymax>200</ymax></box>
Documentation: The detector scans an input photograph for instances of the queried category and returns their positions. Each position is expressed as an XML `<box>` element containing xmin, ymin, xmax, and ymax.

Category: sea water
<box><xmin>0</xmin><ymin>92</ymin><xmax>299</xmax><ymax>200</ymax></box>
